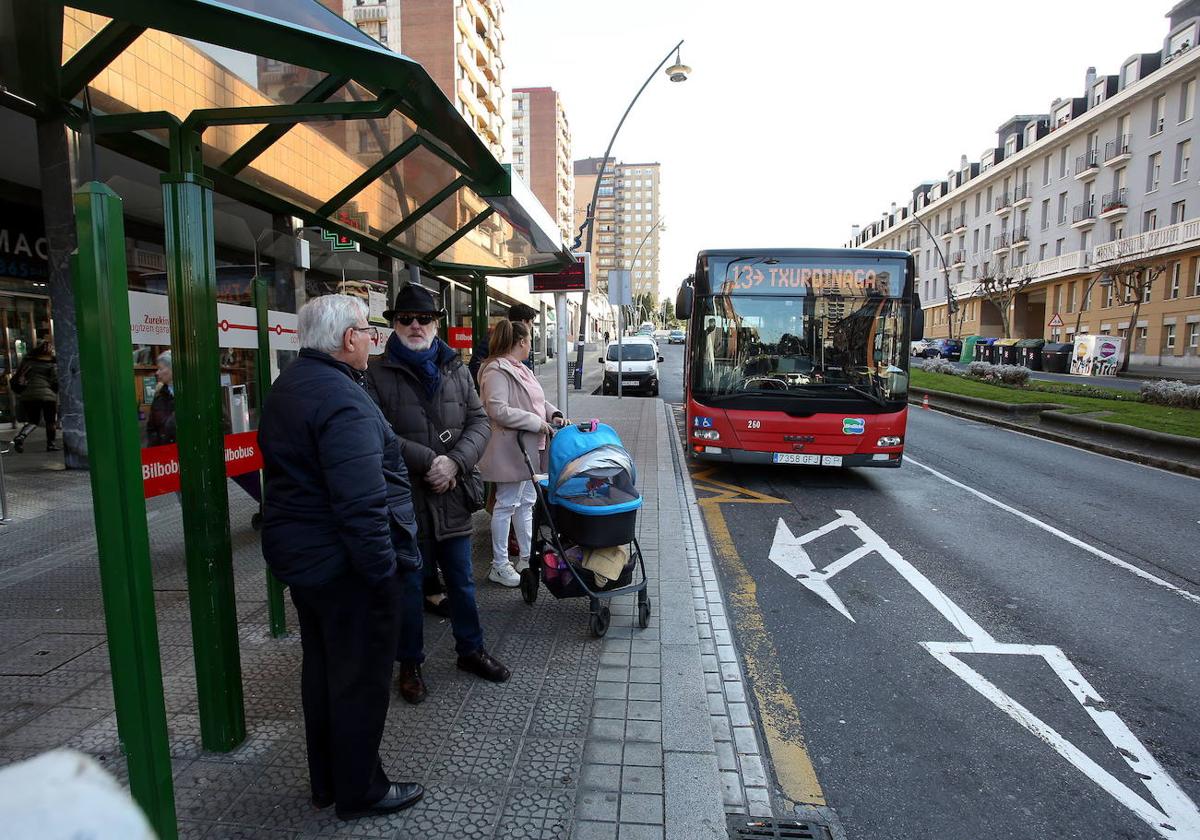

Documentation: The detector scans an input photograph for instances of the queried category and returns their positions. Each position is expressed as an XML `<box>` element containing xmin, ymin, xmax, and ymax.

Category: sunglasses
<box><xmin>395</xmin><ymin>314</ymin><xmax>438</xmax><ymax>326</ymax></box>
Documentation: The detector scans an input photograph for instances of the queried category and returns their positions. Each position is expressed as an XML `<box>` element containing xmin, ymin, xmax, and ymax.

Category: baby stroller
<box><xmin>517</xmin><ymin>420</ymin><xmax>651</xmax><ymax>637</ymax></box>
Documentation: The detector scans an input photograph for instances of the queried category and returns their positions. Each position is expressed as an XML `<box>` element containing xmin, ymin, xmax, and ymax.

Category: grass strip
<box><xmin>910</xmin><ymin>369</ymin><xmax>1200</xmax><ymax>439</ymax></box>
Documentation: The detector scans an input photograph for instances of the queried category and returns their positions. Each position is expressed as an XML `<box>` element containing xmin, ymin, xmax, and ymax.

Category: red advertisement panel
<box><xmin>141</xmin><ymin>431</ymin><xmax>264</xmax><ymax>498</ymax></box>
<box><xmin>448</xmin><ymin>326</ymin><xmax>473</xmax><ymax>349</ymax></box>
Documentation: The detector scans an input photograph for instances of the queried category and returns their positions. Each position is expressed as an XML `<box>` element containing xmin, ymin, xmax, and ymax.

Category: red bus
<box><xmin>675</xmin><ymin>248</ymin><xmax>923</xmax><ymax>468</ymax></box>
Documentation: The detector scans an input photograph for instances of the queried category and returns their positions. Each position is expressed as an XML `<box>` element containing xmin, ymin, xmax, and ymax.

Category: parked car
<box><xmin>653</xmin><ymin>329</ymin><xmax>670</xmax><ymax>340</ymax></box>
<box><xmin>600</xmin><ymin>336</ymin><xmax>663</xmax><ymax>396</ymax></box>
<box><xmin>910</xmin><ymin>339</ymin><xmax>931</xmax><ymax>357</ymax></box>
<box><xmin>668</xmin><ymin>329</ymin><xmax>686</xmax><ymax>345</ymax></box>
<box><xmin>916</xmin><ymin>338</ymin><xmax>963</xmax><ymax>359</ymax></box>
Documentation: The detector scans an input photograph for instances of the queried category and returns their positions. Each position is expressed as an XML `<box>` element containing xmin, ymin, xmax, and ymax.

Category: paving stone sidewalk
<box><xmin>0</xmin><ymin>395</ymin><xmax>770</xmax><ymax>839</ymax></box>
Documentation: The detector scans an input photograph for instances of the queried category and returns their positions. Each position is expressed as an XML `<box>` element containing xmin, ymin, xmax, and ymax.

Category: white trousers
<box><xmin>491</xmin><ymin>480</ymin><xmax>536</xmax><ymax>568</ymax></box>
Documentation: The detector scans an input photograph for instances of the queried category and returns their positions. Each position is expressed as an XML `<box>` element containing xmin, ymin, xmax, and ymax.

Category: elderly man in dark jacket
<box><xmin>259</xmin><ymin>294</ymin><xmax>423</xmax><ymax>821</ymax></box>
<box><xmin>367</xmin><ymin>283</ymin><xmax>509</xmax><ymax>705</ymax></box>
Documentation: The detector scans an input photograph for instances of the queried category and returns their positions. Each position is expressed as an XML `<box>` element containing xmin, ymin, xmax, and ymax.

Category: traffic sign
<box><xmin>1048</xmin><ymin>312</ymin><xmax>1064</xmax><ymax>327</ymax></box>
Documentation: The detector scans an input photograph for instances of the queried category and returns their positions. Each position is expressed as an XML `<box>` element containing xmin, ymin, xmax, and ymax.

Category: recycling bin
<box><xmin>1041</xmin><ymin>342</ymin><xmax>1074</xmax><ymax>373</ymax></box>
<box><xmin>996</xmin><ymin>338</ymin><xmax>1022</xmax><ymax>365</ymax></box>
<box><xmin>1015</xmin><ymin>338</ymin><xmax>1046</xmax><ymax>371</ymax></box>
<box><xmin>974</xmin><ymin>338</ymin><xmax>997</xmax><ymax>363</ymax></box>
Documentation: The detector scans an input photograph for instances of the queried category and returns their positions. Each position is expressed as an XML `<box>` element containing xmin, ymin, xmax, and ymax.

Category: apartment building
<box><xmin>340</xmin><ymin>0</ymin><xmax>508</xmax><ymax>160</ymax></box>
<box><xmin>574</xmin><ymin>157</ymin><xmax>664</xmax><ymax>302</ymax></box>
<box><xmin>512</xmin><ymin>87</ymin><xmax>574</xmax><ymax>243</ymax></box>
<box><xmin>852</xmin><ymin>0</ymin><xmax>1200</xmax><ymax>370</ymax></box>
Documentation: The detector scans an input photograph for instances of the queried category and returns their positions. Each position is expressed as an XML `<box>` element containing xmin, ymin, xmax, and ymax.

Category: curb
<box><xmin>910</xmin><ymin>391</ymin><xmax>1200</xmax><ymax>479</ymax></box>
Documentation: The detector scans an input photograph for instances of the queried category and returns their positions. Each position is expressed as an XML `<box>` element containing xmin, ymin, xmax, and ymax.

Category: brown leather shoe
<box><xmin>396</xmin><ymin>662</ymin><xmax>427</xmax><ymax>704</ymax></box>
<box><xmin>456</xmin><ymin>648</ymin><xmax>511</xmax><ymax>683</ymax></box>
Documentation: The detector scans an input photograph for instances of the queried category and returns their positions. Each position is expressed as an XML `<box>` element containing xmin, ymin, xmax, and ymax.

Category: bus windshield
<box><xmin>690</xmin><ymin>294</ymin><xmax>910</xmax><ymax>404</ymax></box>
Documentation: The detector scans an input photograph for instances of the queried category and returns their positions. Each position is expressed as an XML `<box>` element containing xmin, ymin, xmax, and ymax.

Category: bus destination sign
<box><xmin>719</xmin><ymin>261</ymin><xmax>899</xmax><ymax>297</ymax></box>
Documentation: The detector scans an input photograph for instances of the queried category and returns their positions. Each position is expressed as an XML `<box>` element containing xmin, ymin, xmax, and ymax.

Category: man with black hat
<box><xmin>366</xmin><ymin>283</ymin><xmax>510</xmax><ymax>705</ymax></box>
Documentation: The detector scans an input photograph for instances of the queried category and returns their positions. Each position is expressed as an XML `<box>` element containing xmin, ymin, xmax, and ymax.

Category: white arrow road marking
<box><xmin>766</xmin><ymin>509</ymin><xmax>1200</xmax><ymax>838</ymax></box>
<box><xmin>769</xmin><ymin>510</ymin><xmax>993</xmax><ymax>642</ymax></box>
<box><xmin>926</xmin><ymin>641</ymin><xmax>1200</xmax><ymax>839</ymax></box>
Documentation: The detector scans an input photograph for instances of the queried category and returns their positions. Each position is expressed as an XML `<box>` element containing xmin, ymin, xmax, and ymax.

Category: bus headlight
<box><xmin>876</xmin><ymin>436</ymin><xmax>902</xmax><ymax>447</ymax></box>
<box><xmin>694</xmin><ymin>430</ymin><xmax>721</xmax><ymax>441</ymax></box>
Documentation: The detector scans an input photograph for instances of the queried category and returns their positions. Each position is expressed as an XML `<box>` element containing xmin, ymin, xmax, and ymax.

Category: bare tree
<box><xmin>952</xmin><ymin>282</ymin><xmax>985</xmax><ymax>341</ymax></box>
<box><xmin>1103</xmin><ymin>260</ymin><xmax>1167</xmax><ymax>372</ymax></box>
<box><xmin>977</xmin><ymin>266</ymin><xmax>1035</xmax><ymax>339</ymax></box>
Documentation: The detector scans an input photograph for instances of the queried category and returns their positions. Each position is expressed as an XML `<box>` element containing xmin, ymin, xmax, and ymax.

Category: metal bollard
<box><xmin>0</xmin><ymin>443</ymin><xmax>10</xmax><ymax>522</ymax></box>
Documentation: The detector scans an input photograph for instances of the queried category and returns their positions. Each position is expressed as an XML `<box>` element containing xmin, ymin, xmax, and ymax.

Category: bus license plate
<box><xmin>821</xmin><ymin>455</ymin><xmax>843</xmax><ymax>466</ymax></box>
<box><xmin>773</xmin><ymin>453</ymin><xmax>820</xmax><ymax>465</ymax></box>
<box><xmin>622</xmin><ymin>379</ymin><xmax>639</xmax><ymax>386</ymax></box>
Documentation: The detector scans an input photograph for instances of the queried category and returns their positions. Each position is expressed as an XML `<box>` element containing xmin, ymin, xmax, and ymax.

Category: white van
<box><xmin>599</xmin><ymin>336</ymin><xmax>663</xmax><ymax>396</ymax></box>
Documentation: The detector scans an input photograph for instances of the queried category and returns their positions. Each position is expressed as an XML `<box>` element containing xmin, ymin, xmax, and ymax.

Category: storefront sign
<box><xmin>0</xmin><ymin>201</ymin><xmax>49</xmax><ymax>282</ymax></box>
<box><xmin>141</xmin><ymin>431</ymin><xmax>262</xmax><ymax>498</ymax></box>
<box><xmin>448</xmin><ymin>326</ymin><xmax>473</xmax><ymax>349</ymax></box>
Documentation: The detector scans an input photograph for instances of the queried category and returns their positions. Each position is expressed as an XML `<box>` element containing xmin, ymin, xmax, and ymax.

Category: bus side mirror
<box><xmin>675</xmin><ymin>285</ymin><xmax>693</xmax><ymax>320</ymax></box>
<box><xmin>911</xmin><ymin>293</ymin><xmax>925</xmax><ymax>341</ymax></box>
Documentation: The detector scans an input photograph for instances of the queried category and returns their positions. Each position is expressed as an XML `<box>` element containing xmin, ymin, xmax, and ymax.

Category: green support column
<box><xmin>253</xmin><ymin>276</ymin><xmax>287</xmax><ymax>638</ymax></box>
<box><xmin>162</xmin><ymin>151</ymin><xmax>246</xmax><ymax>752</ymax></box>
<box><xmin>471</xmin><ymin>273</ymin><xmax>489</xmax><ymax>349</ymax></box>
<box><xmin>72</xmin><ymin>182</ymin><xmax>177</xmax><ymax>840</ymax></box>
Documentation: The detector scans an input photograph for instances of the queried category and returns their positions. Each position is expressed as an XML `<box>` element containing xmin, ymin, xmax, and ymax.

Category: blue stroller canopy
<box><xmin>546</xmin><ymin>423</ymin><xmax>642</xmax><ymax>516</ymax></box>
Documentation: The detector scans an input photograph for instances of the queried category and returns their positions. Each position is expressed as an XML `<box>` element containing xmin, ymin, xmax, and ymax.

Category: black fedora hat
<box><xmin>383</xmin><ymin>283</ymin><xmax>445</xmax><ymax>321</ymax></box>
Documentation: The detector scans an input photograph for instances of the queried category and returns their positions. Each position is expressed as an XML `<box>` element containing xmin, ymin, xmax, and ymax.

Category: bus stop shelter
<box><xmin>1</xmin><ymin>2</ymin><xmax>572</xmax><ymax>836</ymax></box>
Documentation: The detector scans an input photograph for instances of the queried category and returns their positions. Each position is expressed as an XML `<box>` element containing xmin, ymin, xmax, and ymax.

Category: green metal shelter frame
<box><xmin>3</xmin><ymin>3</ymin><xmax>572</xmax><ymax>837</ymax></box>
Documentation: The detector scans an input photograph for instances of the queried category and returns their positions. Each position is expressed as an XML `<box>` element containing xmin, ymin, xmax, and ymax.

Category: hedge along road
<box><xmin>684</xmin><ymin>403</ymin><xmax>1200</xmax><ymax>840</ymax></box>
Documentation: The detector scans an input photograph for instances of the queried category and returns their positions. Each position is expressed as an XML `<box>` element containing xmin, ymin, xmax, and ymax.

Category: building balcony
<box><xmin>1103</xmin><ymin>134</ymin><xmax>1131</xmax><ymax>165</ymax></box>
<box><xmin>1099</xmin><ymin>188</ymin><xmax>1129</xmax><ymax>218</ymax></box>
<box><xmin>1013</xmin><ymin>183</ymin><xmax>1032</xmax><ymax>206</ymax></box>
<box><xmin>1072</xmin><ymin>201</ymin><xmax>1097</xmax><ymax>227</ymax></box>
<box><xmin>952</xmin><ymin>214</ymin><xmax>968</xmax><ymax>233</ymax></box>
<box><xmin>992</xmin><ymin>234</ymin><xmax>1011</xmax><ymax>254</ymax></box>
<box><xmin>1011</xmin><ymin>225</ymin><xmax>1030</xmax><ymax>247</ymax></box>
<box><xmin>1092</xmin><ymin>217</ymin><xmax>1200</xmax><ymax>266</ymax></box>
<box><xmin>352</xmin><ymin>3</ymin><xmax>387</xmax><ymax>22</ymax></box>
<box><xmin>940</xmin><ymin>227</ymin><xmax>953</xmax><ymax>241</ymax></box>
<box><xmin>1074</xmin><ymin>149</ymin><xmax>1099</xmax><ymax>179</ymax></box>
<box><xmin>905</xmin><ymin>232</ymin><xmax>922</xmax><ymax>252</ymax></box>
<box><xmin>994</xmin><ymin>193</ymin><xmax>1013</xmax><ymax>216</ymax></box>
<box><xmin>950</xmin><ymin>249</ymin><xmax>967</xmax><ymax>267</ymax></box>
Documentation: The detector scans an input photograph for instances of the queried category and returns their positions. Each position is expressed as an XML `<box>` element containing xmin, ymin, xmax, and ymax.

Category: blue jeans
<box><xmin>397</xmin><ymin>536</ymin><xmax>484</xmax><ymax>663</ymax></box>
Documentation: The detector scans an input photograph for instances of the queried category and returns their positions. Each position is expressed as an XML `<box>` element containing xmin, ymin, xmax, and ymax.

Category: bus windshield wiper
<box><xmin>841</xmin><ymin>382</ymin><xmax>887</xmax><ymax>407</ymax></box>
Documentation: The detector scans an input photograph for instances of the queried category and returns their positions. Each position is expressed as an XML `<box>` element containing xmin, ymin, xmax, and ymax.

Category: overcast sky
<box><xmin>504</xmin><ymin>0</ymin><xmax>1172</xmax><ymax>300</ymax></box>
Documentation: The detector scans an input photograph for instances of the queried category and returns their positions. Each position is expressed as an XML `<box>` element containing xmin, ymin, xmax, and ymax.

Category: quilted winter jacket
<box><xmin>365</xmin><ymin>340</ymin><xmax>491</xmax><ymax>542</ymax></box>
<box><xmin>258</xmin><ymin>349</ymin><xmax>419</xmax><ymax>587</ymax></box>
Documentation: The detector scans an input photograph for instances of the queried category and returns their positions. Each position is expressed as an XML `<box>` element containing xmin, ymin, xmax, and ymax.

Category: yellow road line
<box><xmin>692</xmin><ymin>472</ymin><xmax>827</xmax><ymax>807</ymax></box>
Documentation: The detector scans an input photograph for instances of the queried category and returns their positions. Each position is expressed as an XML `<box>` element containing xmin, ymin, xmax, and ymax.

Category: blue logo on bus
<box><xmin>693</xmin><ymin>416</ymin><xmax>714</xmax><ymax>428</ymax></box>
<box><xmin>842</xmin><ymin>417</ymin><xmax>865</xmax><ymax>435</ymax></box>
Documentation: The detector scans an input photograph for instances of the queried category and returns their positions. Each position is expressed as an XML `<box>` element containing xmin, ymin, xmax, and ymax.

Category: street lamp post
<box><xmin>571</xmin><ymin>41</ymin><xmax>690</xmax><ymax>389</ymax></box>
<box><xmin>904</xmin><ymin>213</ymin><xmax>957</xmax><ymax>341</ymax></box>
<box><xmin>615</xmin><ymin>217</ymin><xmax>666</xmax><ymax>398</ymax></box>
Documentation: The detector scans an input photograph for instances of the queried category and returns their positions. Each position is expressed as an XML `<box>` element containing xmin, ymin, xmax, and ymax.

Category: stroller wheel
<box><xmin>637</xmin><ymin>594</ymin><xmax>652</xmax><ymax>629</ymax></box>
<box><xmin>519</xmin><ymin>568</ymin><xmax>538</xmax><ymax>605</ymax></box>
<box><xmin>589</xmin><ymin>605</ymin><xmax>611</xmax><ymax>638</ymax></box>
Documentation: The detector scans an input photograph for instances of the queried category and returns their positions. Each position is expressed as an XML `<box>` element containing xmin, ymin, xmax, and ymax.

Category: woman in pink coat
<box><xmin>476</xmin><ymin>321</ymin><xmax>564</xmax><ymax>587</ymax></box>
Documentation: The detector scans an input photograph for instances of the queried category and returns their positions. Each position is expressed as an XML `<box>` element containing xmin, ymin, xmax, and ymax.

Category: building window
<box><xmin>1042</xmin><ymin>154</ymin><xmax>1052</xmax><ymax>186</ymax></box>
<box><xmin>1148</xmin><ymin>152</ymin><xmax>1162</xmax><ymax>192</ymax></box>
<box><xmin>1111</xmin><ymin>222</ymin><xmax>1125</xmax><ymax>240</ymax></box>
<box><xmin>1040</xmin><ymin>198</ymin><xmax>1051</xmax><ymax>230</ymax></box>
<box><xmin>1169</xmin><ymin>262</ymin><xmax>1181</xmax><ymax>298</ymax></box>
<box><xmin>1172</xmin><ymin>200</ymin><xmax>1187</xmax><ymax>225</ymax></box>
<box><xmin>1066</xmin><ymin>281</ymin><xmax>1075</xmax><ymax>313</ymax></box>
<box><xmin>1083</xmin><ymin>282</ymin><xmax>1092</xmax><ymax>311</ymax></box>
<box><xmin>974</xmin><ymin>193</ymin><xmax>981</xmax><ymax>217</ymax></box>
<box><xmin>972</xmin><ymin>229</ymin><xmax>980</xmax><ymax>253</ymax></box>
<box><xmin>1182</xmin><ymin>78</ymin><xmax>1197</xmax><ymax>122</ymax></box>
<box><xmin>1055</xmin><ymin>238</ymin><xmax>1065</xmax><ymax>256</ymax></box>
<box><xmin>1188</xmin><ymin>322</ymin><xmax>1200</xmax><ymax>349</ymax></box>
<box><xmin>1194</xmin><ymin>261</ymin><xmax>1200</xmax><ymax>296</ymax></box>
<box><xmin>1057</xmin><ymin>193</ymin><xmax>1068</xmax><ymax>225</ymax></box>
<box><xmin>1144</xmin><ymin>209</ymin><xmax>1158</xmax><ymax>232</ymax></box>
<box><xmin>1039</xmin><ymin>243</ymin><xmax>1048</xmax><ymax>261</ymax></box>
<box><xmin>1104</xmin><ymin>285</ymin><xmax>1114</xmax><ymax>308</ymax></box>
<box><xmin>1175</xmin><ymin>140</ymin><xmax>1192</xmax><ymax>183</ymax></box>
<box><xmin>1143</xmin><ymin>274</ymin><xmax>1153</xmax><ymax>303</ymax></box>
<box><xmin>1151</xmin><ymin>94</ymin><xmax>1166</xmax><ymax>134</ymax></box>
<box><xmin>1123</xmin><ymin>58</ymin><xmax>1139</xmax><ymax>88</ymax></box>
<box><xmin>1059</xmin><ymin>147</ymin><xmax>1069</xmax><ymax>178</ymax></box>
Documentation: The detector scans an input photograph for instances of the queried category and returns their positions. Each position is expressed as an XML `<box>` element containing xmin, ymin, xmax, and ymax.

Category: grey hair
<box><xmin>156</xmin><ymin>350</ymin><xmax>172</xmax><ymax>368</ymax></box>
<box><xmin>298</xmin><ymin>294</ymin><xmax>368</xmax><ymax>354</ymax></box>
